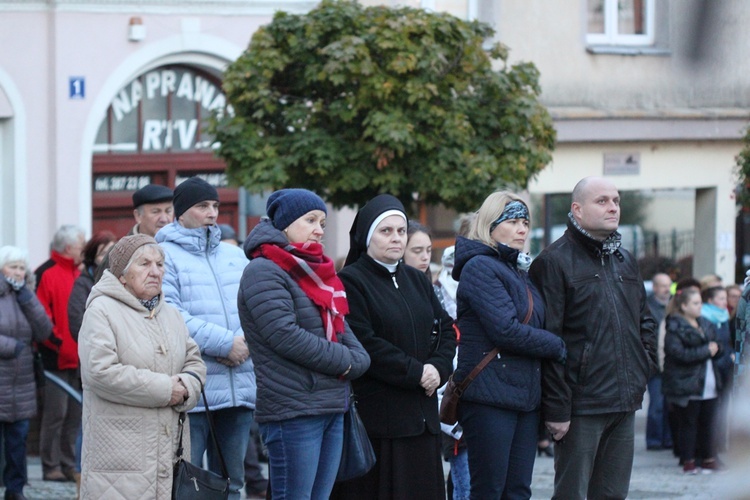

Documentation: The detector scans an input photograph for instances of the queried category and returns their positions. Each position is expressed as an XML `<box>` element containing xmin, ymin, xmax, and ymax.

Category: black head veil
<box><xmin>343</xmin><ymin>194</ymin><xmax>407</xmax><ymax>267</ymax></box>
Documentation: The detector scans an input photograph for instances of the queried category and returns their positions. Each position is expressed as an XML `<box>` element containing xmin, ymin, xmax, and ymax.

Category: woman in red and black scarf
<box><xmin>238</xmin><ymin>189</ymin><xmax>370</xmax><ymax>499</ymax></box>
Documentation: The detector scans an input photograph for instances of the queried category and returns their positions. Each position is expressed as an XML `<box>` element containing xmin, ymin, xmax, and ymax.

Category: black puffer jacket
<box><xmin>529</xmin><ymin>220</ymin><xmax>657</xmax><ymax>422</ymax></box>
<box><xmin>238</xmin><ymin>220</ymin><xmax>371</xmax><ymax>423</ymax></box>
<box><xmin>663</xmin><ymin>315</ymin><xmax>732</xmax><ymax>399</ymax></box>
<box><xmin>0</xmin><ymin>279</ymin><xmax>52</xmax><ymax>421</ymax></box>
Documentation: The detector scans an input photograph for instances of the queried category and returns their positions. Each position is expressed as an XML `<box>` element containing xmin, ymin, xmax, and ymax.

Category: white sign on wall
<box><xmin>94</xmin><ymin>67</ymin><xmax>226</xmax><ymax>153</ymax></box>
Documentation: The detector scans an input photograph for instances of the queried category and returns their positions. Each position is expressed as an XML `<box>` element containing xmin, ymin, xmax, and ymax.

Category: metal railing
<box><xmin>43</xmin><ymin>370</ymin><xmax>82</xmax><ymax>406</ymax></box>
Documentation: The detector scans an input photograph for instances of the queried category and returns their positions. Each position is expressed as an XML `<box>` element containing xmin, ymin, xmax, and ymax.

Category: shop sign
<box><xmin>95</xmin><ymin>67</ymin><xmax>226</xmax><ymax>153</ymax></box>
<box><xmin>94</xmin><ymin>175</ymin><xmax>151</xmax><ymax>192</ymax></box>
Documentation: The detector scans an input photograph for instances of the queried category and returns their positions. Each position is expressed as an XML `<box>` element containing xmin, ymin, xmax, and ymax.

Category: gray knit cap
<box><xmin>108</xmin><ymin>234</ymin><xmax>157</xmax><ymax>278</ymax></box>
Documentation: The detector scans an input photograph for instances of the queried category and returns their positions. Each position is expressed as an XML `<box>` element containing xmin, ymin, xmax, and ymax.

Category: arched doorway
<box><xmin>91</xmin><ymin>64</ymin><xmax>242</xmax><ymax>236</ymax></box>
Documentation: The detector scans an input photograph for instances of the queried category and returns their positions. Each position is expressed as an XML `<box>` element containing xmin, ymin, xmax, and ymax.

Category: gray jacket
<box><xmin>0</xmin><ymin>279</ymin><xmax>52</xmax><ymax>421</ymax></box>
<box><xmin>238</xmin><ymin>220</ymin><xmax>370</xmax><ymax>422</ymax></box>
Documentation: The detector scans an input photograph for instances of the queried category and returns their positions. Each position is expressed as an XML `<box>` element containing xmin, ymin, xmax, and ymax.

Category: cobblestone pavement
<box><xmin>530</xmin><ymin>408</ymin><xmax>724</xmax><ymax>499</ymax></box>
<box><xmin>4</xmin><ymin>409</ymin><xmax>730</xmax><ymax>499</ymax></box>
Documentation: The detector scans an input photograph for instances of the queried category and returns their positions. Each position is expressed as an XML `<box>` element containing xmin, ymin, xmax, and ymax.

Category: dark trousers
<box><xmin>1</xmin><ymin>419</ymin><xmax>30</xmax><ymax>493</ymax></box>
<box><xmin>460</xmin><ymin>401</ymin><xmax>538</xmax><ymax>500</ymax></box>
<box><xmin>646</xmin><ymin>375</ymin><xmax>672</xmax><ymax>448</ymax></box>
<box><xmin>552</xmin><ymin>412</ymin><xmax>635</xmax><ymax>500</ymax></box>
<box><xmin>675</xmin><ymin>398</ymin><xmax>718</xmax><ymax>463</ymax></box>
<box><xmin>39</xmin><ymin>369</ymin><xmax>81</xmax><ymax>474</ymax></box>
<box><xmin>244</xmin><ymin>420</ymin><xmax>268</xmax><ymax>494</ymax></box>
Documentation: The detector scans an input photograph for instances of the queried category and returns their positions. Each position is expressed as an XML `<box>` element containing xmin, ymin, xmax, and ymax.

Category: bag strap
<box><xmin>176</xmin><ymin>371</ymin><xmax>230</xmax><ymax>481</ymax></box>
<box><xmin>454</xmin><ymin>285</ymin><xmax>534</xmax><ymax>395</ymax></box>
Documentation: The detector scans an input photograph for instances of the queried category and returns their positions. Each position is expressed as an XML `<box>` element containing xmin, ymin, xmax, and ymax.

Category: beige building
<box><xmin>2</xmin><ymin>0</ymin><xmax>748</xmax><ymax>281</ymax></box>
<box><xmin>488</xmin><ymin>0</ymin><xmax>748</xmax><ymax>282</ymax></box>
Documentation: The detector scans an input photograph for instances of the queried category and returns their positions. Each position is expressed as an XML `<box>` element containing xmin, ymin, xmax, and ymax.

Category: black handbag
<box><xmin>336</xmin><ymin>392</ymin><xmax>376</xmax><ymax>482</ymax></box>
<box><xmin>172</xmin><ymin>372</ymin><xmax>230</xmax><ymax>500</ymax></box>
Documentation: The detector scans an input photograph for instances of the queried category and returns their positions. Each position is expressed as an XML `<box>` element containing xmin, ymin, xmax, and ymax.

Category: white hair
<box><xmin>51</xmin><ymin>225</ymin><xmax>85</xmax><ymax>253</ymax></box>
<box><xmin>0</xmin><ymin>245</ymin><xmax>29</xmax><ymax>269</ymax></box>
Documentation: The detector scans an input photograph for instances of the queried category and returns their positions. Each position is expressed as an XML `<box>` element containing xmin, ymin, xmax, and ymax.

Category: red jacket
<box><xmin>35</xmin><ymin>251</ymin><xmax>80</xmax><ymax>370</ymax></box>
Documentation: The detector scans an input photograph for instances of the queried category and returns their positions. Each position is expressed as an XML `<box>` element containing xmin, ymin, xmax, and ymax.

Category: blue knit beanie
<box><xmin>266</xmin><ymin>189</ymin><xmax>327</xmax><ymax>230</ymax></box>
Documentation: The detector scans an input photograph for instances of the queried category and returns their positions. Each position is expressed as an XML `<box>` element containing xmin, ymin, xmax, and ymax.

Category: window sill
<box><xmin>586</xmin><ymin>45</ymin><xmax>671</xmax><ymax>56</ymax></box>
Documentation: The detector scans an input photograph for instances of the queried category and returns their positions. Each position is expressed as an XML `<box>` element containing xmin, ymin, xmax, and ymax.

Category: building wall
<box><xmin>2</xmin><ymin>0</ymin><xmax>748</xmax><ymax>279</ymax></box>
<box><xmin>485</xmin><ymin>0</ymin><xmax>748</xmax><ymax>281</ymax></box>
<box><xmin>494</xmin><ymin>0</ymin><xmax>750</xmax><ymax>110</ymax></box>
<box><xmin>0</xmin><ymin>1</ymin><xmax>318</xmax><ymax>266</ymax></box>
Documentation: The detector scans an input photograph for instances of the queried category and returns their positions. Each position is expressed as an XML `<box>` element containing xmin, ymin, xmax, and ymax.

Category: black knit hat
<box><xmin>344</xmin><ymin>194</ymin><xmax>407</xmax><ymax>267</ymax></box>
<box><xmin>132</xmin><ymin>184</ymin><xmax>173</xmax><ymax>209</ymax></box>
<box><xmin>266</xmin><ymin>189</ymin><xmax>327</xmax><ymax>230</ymax></box>
<box><xmin>173</xmin><ymin>177</ymin><xmax>219</xmax><ymax>219</ymax></box>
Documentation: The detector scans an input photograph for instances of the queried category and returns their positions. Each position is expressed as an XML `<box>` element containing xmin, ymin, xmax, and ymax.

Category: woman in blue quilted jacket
<box><xmin>453</xmin><ymin>191</ymin><xmax>566</xmax><ymax>499</ymax></box>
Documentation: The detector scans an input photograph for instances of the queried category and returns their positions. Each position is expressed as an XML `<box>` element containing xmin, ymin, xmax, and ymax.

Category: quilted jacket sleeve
<box><xmin>174</xmin><ymin>331</ymin><xmax>207</xmax><ymax>413</ymax></box>
<box><xmin>240</xmin><ymin>259</ymin><xmax>362</xmax><ymax>377</ymax></box>
<box><xmin>461</xmin><ymin>257</ymin><xmax>564</xmax><ymax>360</ymax></box>
<box><xmin>160</xmin><ymin>249</ymin><xmax>234</xmax><ymax>359</ymax></box>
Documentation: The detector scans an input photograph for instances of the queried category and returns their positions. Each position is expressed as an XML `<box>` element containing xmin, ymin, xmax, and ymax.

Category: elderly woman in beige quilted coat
<box><xmin>78</xmin><ymin>234</ymin><xmax>206</xmax><ymax>499</ymax></box>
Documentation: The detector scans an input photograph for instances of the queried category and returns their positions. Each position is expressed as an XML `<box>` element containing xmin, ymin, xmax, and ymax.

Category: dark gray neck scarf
<box><xmin>139</xmin><ymin>295</ymin><xmax>159</xmax><ymax>311</ymax></box>
<box><xmin>568</xmin><ymin>212</ymin><xmax>621</xmax><ymax>255</ymax></box>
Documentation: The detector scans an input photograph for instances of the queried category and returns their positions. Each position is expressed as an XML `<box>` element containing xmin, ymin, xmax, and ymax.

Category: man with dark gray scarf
<box><xmin>529</xmin><ymin>176</ymin><xmax>657</xmax><ymax>500</ymax></box>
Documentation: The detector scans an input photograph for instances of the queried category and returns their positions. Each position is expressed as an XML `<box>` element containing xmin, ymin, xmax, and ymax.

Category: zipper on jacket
<box><xmin>390</xmin><ymin>273</ymin><xmax>399</xmax><ymax>289</ymax></box>
<box><xmin>205</xmin><ymin>227</ymin><xmax>238</xmax><ymax>408</ymax></box>
<box><xmin>603</xmin><ymin>255</ymin><xmax>633</xmax><ymax>407</ymax></box>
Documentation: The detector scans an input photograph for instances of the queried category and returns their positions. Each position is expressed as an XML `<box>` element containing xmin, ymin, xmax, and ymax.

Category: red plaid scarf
<box><xmin>253</xmin><ymin>242</ymin><xmax>348</xmax><ymax>342</ymax></box>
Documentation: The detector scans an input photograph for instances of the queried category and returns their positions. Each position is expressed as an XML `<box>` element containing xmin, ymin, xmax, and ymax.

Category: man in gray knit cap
<box><xmin>155</xmin><ymin>176</ymin><xmax>255</xmax><ymax>500</ymax></box>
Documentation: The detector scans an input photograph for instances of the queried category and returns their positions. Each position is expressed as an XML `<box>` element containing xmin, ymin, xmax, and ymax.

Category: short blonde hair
<box><xmin>467</xmin><ymin>191</ymin><xmax>529</xmax><ymax>248</ymax></box>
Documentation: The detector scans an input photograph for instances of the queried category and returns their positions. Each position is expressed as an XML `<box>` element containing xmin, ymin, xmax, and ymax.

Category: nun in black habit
<box><xmin>331</xmin><ymin>194</ymin><xmax>456</xmax><ymax>500</ymax></box>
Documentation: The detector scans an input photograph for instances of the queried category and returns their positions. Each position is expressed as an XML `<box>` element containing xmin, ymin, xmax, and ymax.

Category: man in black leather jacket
<box><xmin>529</xmin><ymin>176</ymin><xmax>657</xmax><ymax>500</ymax></box>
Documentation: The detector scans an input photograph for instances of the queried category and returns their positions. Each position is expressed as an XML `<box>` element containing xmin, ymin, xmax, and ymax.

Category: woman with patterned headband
<box><xmin>452</xmin><ymin>191</ymin><xmax>567</xmax><ymax>498</ymax></box>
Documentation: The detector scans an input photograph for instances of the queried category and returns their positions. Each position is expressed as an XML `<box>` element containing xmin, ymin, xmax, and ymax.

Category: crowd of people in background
<box><xmin>645</xmin><ymin>269</ymin><xmax>745</xmax><ymax>477</ymax></box>
<box><xmin>2</xmin><ymin>175</ymin><xmax>750</xmax><ymax>500</ymax></box>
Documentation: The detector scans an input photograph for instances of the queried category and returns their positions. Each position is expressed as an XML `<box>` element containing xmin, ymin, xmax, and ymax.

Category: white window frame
<box><xmin>586</xmin><ymin>0</ymin><xmax>655</xmax><ymax>46</ymax></box>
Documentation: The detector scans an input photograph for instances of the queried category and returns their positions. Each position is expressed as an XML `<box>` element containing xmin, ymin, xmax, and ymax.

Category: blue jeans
<box><xmin>190</xmin><ymin>407</ymin><xmax>254</xmax><ymax>500</ymax></box>
<box><xmin>646</xmin><ymin>375</ymin><xmax>672</xmax><ymax>449</ymax></box>
<box><xmin>260</xmin><ymin>413</ymin><xmax>344</xmax><ymax>500</ymax></box>
<box><xmin>1</xmin><ymin>419</ymin><xmax>30</xmax><ymax>493</ymax></box>
<box><xmin>460</xmin><ymin>401</ymin><xmax>538</xmax><ymax>499</ymax></box>
<box><xmin>448</xmin><ymin>447</ymin><xmax>470</xmax><ymax>500</ymax></box>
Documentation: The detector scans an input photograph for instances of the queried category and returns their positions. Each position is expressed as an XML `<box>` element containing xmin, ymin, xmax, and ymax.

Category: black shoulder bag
<box><xmin>172</xmin><ymin>371</ymin><xmax>230</xmax><ymax>500</ymax></box>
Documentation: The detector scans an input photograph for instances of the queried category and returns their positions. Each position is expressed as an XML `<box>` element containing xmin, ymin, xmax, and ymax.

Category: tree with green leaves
<box><xmin>211</xmin><ymin>0</ymin><xmax>555</xmax><ymax>213</ymax></box>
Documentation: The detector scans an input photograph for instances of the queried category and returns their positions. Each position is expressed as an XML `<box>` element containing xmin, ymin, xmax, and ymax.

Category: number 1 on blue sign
<box><xmin>69</xmin><ymin>77</ymin><xmax>85</xmax><ymax>99</ymax></box>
